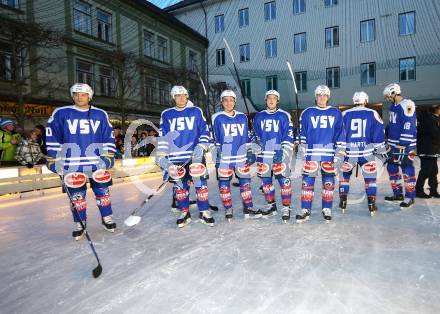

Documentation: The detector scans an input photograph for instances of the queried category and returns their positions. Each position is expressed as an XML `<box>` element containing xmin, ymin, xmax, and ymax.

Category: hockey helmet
<box><xmin>314</xmin><ymin>85</ymin><xmax>331</xmax><ymax>98</ymax></box>
<box><xmin>220</xmin><ymin>90</ymin><xmax>236</xmax><ymax>101</ymax></box>
<box><xmin>353</xmin><ymin>91</ymin><xmax>369</xmax><ymax>105</ymax></box>
<box><xmin>265</xmin><ymin>89</ymin><xmax>280</xmax><ymax>101</ymax></box>
<box><xmin>70</xmin><ymin>83</ymin><xmax>93</xmax><ymax>100</ymax></box>
<box><xmin>383</xmin><ymin>83</ymin><xmax>401</xmax><ymax>97</ymax></box>
<box><xmin>170</xmin><ymin>85</ymin><xmax>189</xmax><ymax>99</ymax></box>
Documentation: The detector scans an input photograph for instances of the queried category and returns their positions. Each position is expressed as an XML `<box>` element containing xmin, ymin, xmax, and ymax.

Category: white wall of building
<box><xmin>169</xmin><ymin>0</ymin><xmax>440</xmax><ymax>113</ymax></box>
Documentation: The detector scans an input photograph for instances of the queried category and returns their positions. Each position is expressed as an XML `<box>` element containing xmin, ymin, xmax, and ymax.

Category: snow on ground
<box><xmin>1</xmin><ymin>161</ymin><xmax>440</xmax><ymax>314</ymax></box>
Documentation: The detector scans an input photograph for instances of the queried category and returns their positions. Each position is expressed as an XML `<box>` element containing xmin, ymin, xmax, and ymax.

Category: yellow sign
<box><xmin>0</xmin><ymin>102</ymin><xmax>55</xmax><ymax>117</ymax></box>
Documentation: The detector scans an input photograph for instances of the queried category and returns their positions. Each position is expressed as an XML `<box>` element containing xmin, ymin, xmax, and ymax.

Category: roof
<box><xmin>128</xmin><ymin>0</ymin><xmax>208</xmax><ymax>46</ymax></box>
<box><xmin>165</xmin><ymin>0</ymin><xmax>202</xmax><ymax>12</ymax></box>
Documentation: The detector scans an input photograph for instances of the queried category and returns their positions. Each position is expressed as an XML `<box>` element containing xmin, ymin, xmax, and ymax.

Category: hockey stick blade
<box><xmin>93</xmin><ymin>263</ymin><xmax>103</xmax><ymax>278</ymax></box>
<box><xmin>209</xmin><ymin>204</ymin><xmax>219</xmax><ymax>211</ymax></box>
<box><xmin>347</xmin><ymin>193</ymin><xmax>366</xmax><ymax>205</ymax></box>
<box><xmin>124</xmin><ymin>214</ymin><xmax>142</xmax><ymax>227</ymax></box>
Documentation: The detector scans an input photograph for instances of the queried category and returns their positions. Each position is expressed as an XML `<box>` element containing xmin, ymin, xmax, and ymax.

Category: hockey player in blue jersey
<box><xmin>155</xmin><ymin>85</ymin><xmax>214</xmax><ymax>228</ymax></box>
<box><xmin>297</xmin><ymin>85</ymin><xmax>346</xmax><ymax>223</ymax></box>
<box><xmin>46</xmin><ymin>83</ymin><xmax>117</xmax><ymax>240</ymax></box>
<box><xmin>339</xmin><ymin>91</ymin><xmax>386</xmax><ymax>216</ymax></box>
<box><xmin>383</xmin><ymin>83</ymin><xmax>417</xmax><ymax>208</ymax></box>
<box><xmin>253</xmin><ymin>90</ymin><xmax>294</xmax><ymax>222</ymax></box>
<box><xmin>211</xmin><ymin>90</ymin><xmax>262</xmax><ymax>221</ymax></box>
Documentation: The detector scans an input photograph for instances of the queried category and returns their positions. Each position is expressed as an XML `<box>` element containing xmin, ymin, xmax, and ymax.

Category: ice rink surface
<box><xmin>1</xmin><ymin>162</ymin><xmax>440</xmax><ymax>314</ymax></box>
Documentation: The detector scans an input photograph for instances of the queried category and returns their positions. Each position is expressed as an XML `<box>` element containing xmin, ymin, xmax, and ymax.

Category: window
<box><xmin>400</xmin><ymin>57</ymin><xmax>416</xmax><ymax>81</ymax></box>
<box><xmin>239</xmin><ymin>8</ymin><xmax>249</xmax><ymax>28</ymax></box>
<box><xmin>188</xmin><ymin>50</ymin><xmax>198</xmax><ymax>72</ymax></box>
<box><xmin>215</xmin><ymin>15</ymin><xmax>224</xmax><ymax>33</ymax></box>
<box><xmin>239</xmin><ymin>44</ymin><xmax>250</xmax><ymax>62</ymax></box>
<box><xmin>265</xmin><ymin>38</ymin><xmax>277</xmax><ymax>58</ymax></box>
<box><xmin>97</xmin><ymin>9</ymin><xmax>112</xmax><ymax>42</ymax></box>
<box><xmin>294</xmin><ymin>32</ymin><xmax>306</xmax><ymax>53</ymax></box>
<box><xmin>360</xmin><ymin>19</ymin><xmax>375</xmax><ymax>43</ymax></box>
<box><xmin>145</xmin><ymin>78</ymin><xmax>156</xmax><ymax>104</ymax></box>
<box><xmin>216</xmin><ymin>49</ymin><xmax>225</xmax><ymax>66</ymax></box>
<box><xmin>326</xmin><ymin>67</ymin><xmax>340</xmax><ymax>88</ymax></box>
<box><xmin>76</xmin><ymin>60</ymin><xmax>94</xmax><ymax>87</ymax></box>
<box><xmin>325</xmin><ymin>26</ymin><xmax>339</xmax><ymax>48</ymax></box>
<box><xmin>324</xmin><ymin>0</ymin><xmax>337</xmax><ymax>7</ymax></box>
<box><xmin>1</xmin><ymin>0</ymin><xmax>19</xmax><ymax>8</ymax></box>
<box><xmin>144</xmin><ymin>31</ymin><xmax>155</xmax><ymax>58</ymax></box>
<box><xmin>0</xmin><ymin>42</ymin><xmax>15</xmax><ymax>81</ymax></box>
<box><xmin>241</xmin><ymin>79</ymin><xmax>251</xmax><ymax>97</ymax></box>
<box><xmin>157</xmin><ymin>36</ymin><xmax>168</xmax><ymax>62</ymax></box>
<box><xmin>264</xmin><ymin>1</ymin><xmax>276</xmax><ymax>21</ymax></box>
<box><xmin>295</xmin><ymin>71</ymin><xmax>307</xmax><ymax>92</ymax></box>
<box><xmin>360</xmin><ymin>62</ymin><xmax>376</xmax><ymax>86</ymax></box>
<box><xmin>399</xmin><ymin>11</ymin><xmax>415</xmax><ymax>36</ymax></box>
<box><xmin>293</xmin><ymin>0</ymin><xmax>305</xmax><ymax>14</ymax></box>
<box><xmin>266</xmin><ymin>75</ymin><xmax>278</xmax><ymax>91</ymax></box>
<box><xmin>99</xmin><ymin>66</ymin><xmax>114</xmax><ymax>96</ymax></box>
<box><xmin>159</xmin><ymin>80</ymin><xmax>170</xmax><ymax>105</ymax></box>
<box><xmin>73</xmin><ymin>0</ymin><xmax>92</xmax><ymax>35</ymax></box>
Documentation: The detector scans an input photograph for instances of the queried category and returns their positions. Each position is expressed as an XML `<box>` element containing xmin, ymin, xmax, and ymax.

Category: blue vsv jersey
<box><xmin>46</xmin><ymin>105</ymin><xmax>116</xmax><ymax>172</ymax></box>
<box><xmin>386</xmin><ymin>99</ymin><xmax>417</xmax><ymax>149</ymax></box>
<box><xmin>299</xmin><ymin>106</ymin><xmax>346</xmax><ymax>161</ymax></box>
<box><xmin>157</xmin><ymin>105</ymin><xmax>210</xmax><ymax>164</ymax></box>
<box><xmin>211</xmin><ymin>111</ymin><xmax>250</xmax><ymax>167</ymax></box>
<box><xmin>253</xmin><ymin>109</ymin><xmax>294</xmax><ymax>162</ymax></box>
<box><xmin>342</xmin><ymin>106</ymin><xmax>385</xmax><ymax>158</ymax></box>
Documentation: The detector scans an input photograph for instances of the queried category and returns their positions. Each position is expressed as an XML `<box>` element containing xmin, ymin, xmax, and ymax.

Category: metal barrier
<box><xmin>0</xmin><ymin>157</ymin><xmax>160</xmax><ymax>196</ymax></box>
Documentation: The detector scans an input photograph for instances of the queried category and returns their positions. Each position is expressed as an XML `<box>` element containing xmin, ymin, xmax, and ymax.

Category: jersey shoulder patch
<box><xmin>400</xmin><ymin>99</ymin><xmax>416</xmax><ymax>117</ymax></box>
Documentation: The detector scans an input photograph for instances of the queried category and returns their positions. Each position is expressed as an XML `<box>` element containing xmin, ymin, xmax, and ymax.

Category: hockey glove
<box><xmin>192</xmin><ymin>144</ymin><xmax>207</xmax><ymax>162</ymax></box>
<box><xmin>156</xmin><ymin>155</ymin><xmax>173</xmax><ymax>171</ymax></box>
<box><xmin>246</xmin><ymin>149</ymin><xmax>257</xmax><ymax>165</ymax></box>
<box><xmin>99</xmin><ymin>154</ymin><xmax>115</xmax><ymax>170</ymax></box>
<box><xmin>374</xmin><ymin>144</ymin><xmax>390</xmax><ymax>164</ymax></box>
<box><xmin>392</xmin><ymin>145</ymin><xmax>407</xmax><ymax>164</ymax></box>
<box><xmin>333</xmin><ymin>148</ymin><xmax>346</xmax><ymax>171</ymax></box>
<box><xmin>295</xmin><ymin>143</ymin><xmax>306</xmax><ymax>160</ymax></box>
<box><xmin>46</xmin><ymin>157</ymin><xmax>58</xmax><ymax>174</ymax></box>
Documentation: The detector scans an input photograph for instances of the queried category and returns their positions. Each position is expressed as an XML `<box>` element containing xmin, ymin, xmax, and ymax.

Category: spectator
<box><xmin>34</xmin><ymin>124</ymin><xmax>47</xmax><ymax>155</ymax></box>
<box><xmin>138</xmin><ymin>131</ymin><xmax>149</xmax><ymax>157</ymax></box>
<box><xmin>0</xmin><ymin>119</ymin><xmax>21</xmax><ymax>167</ymax></box>
<box><xmin>145</xmin><ymin>129</ymin><xmax>157</xmax><ymax>156</ymax></box>
<box><xmin>128</xmin><ymin>134</ymin><xmax>139</xmax><ymax>158</ymax></box>
<box><xmin>416</xmin><ymin>104</ymin><xmax>440</xmax><ymax>198</ymax></box>
<box><xmin>15</xmin><ymin>129</ymin><xmax>46</xmax><ymax>168</ymax></box>
<box><xmin>114</xmin><ymin>126</ymin><xmax>123</xmax><ymax>154</ymax></box>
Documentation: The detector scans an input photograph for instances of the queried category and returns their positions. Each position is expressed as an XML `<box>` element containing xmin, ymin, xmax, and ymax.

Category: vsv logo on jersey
<box><xmin>311</xmin><ymin>116</ymin><xmax>335</xmax><ymax>129</ymax></box>
<box><xmin>223</xmin><ymin>124</ymin><xmax>245</xmax><ymax>136</ymax></box>
<box><xmin>67</xmin><ymin>119</ymin><xmax>101</xmax><ymax>134</ymax></box>
<box><xmin>169</xmin><ymin>117</ymin><xmax>195</xmax><ymax>131</ymax></box>
<box><xmin>260</xmin><ymin>120</ymin><xmax>279</xmax><ymax>132</ymax></box>
<box><xmin>390</xmin><ymin>112</ymin><xmax>397</xmax><ymax>124</ymax></box>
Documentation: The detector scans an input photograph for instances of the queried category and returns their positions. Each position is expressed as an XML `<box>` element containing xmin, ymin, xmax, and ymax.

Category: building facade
<box><xmin>167</xmin><ymin>0</ymin><xmax>440</xmax><ymax>115</ymax></box>
<box><xmin>0</xmin><ymin>0</ymin><xmax>208</xmax><ymax>128</ymax></box>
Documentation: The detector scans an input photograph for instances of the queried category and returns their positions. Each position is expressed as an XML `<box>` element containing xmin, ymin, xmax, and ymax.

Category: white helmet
<box><xmin>314</xmin><ymin>85</ymin><xmax>331</xmax><ymax>98</ymax></box>
<box><xmin>170</xmin><ymin>85</ymin><xmax>189</xmax><ymax>99</ymax></box>
<box><xmin>265</xmin><ymin>90</ymin><xmax>280</xmax><ymax>100</ymax></box>
<box><xmin>220</xmin><ymin>90</ymin><xmax>236</xmax><ymax>101</ymax></box>
<box><xmin>70</xmin><ymin>83</ymin><xmax>93</xmax><ymax>100</ymax></box>
<box><xmin>383</xmin><ymin>83</ymin><xmax>401</xmax><ymax>97</ymax></box>
<box><xmin>353</xmin><ymin>91</ymin><xmax>369</xmax><ymax>105</ymax></box>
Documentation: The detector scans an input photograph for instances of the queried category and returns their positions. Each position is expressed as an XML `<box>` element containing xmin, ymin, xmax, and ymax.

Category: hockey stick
<box><xmin>223</xmin><ymin>38</ymin><xmax>251</xmax><ymax>117</ymax></box>
<box><xmin>60</xmin><ymin>176</ymin><xmax>102</xmax><ymax>278</ymax></box>
<box><xmin>286</xmin><ymin>61</ymin><xmax>301</xmax><ymax>144</ymax></box>
<box><xmin>391</xmin><ymin>153</ymin><xmax>439</xmax><ymax>158</ymax></box>
<box><xmin>124</xmin><ymin>160</ymin><xmax>191</xmax><ymax>227</ymax></box>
